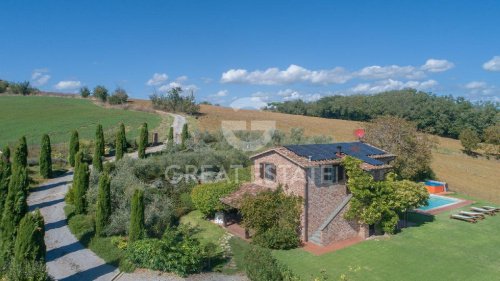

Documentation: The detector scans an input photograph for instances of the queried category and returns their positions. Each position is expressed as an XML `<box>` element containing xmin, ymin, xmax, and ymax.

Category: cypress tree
<box><xmin>181</xmin><ymin>123</ymin><xmax>189</xmax><ymax>148</ymax></box>
<box><xmin>39</xmin><ymin>134</ymin><xmax>52</xmax><ymax>179</ymax></box>
<box><xmin>95</xmin><ymin>172</ymin><xmax>111</xmax><ymax>236</ymax></box>
<box><xmin>14</xmin><ymin>210</ymin><xmax>45</xmax><ymax>263</ymax></box>
<box><xmin>0</xmin><ymin>146</ymin><xmax>11</xmax><ymax>216</ymax></box>
<box><xmin>138</xmin><ymin>123</ymin><xmax>148</xmax><ymax>159</ymax></box>
<box><xmin>168</xmin><ymin>126</ymin><xmax>174</xmax><ymax>144</ymax></box>
<box><xmin>74</xmin><ymin>162</ymin><xmax>89</xmax><ymax>214</ymax></box>
<box><xmin>0</xmin><ymin>166</ymin><xmax>28</xmax><ymax>266</ymax></box>
<box><xmin>69</xmin><ymin>130</ymin><xmax>79</xmax><ymax>167</ymax></box>
<box><xmin>128</xmin><ymin>189</ymin><xmax>144</xmax><ymax>242</ymax></box>
<box><xmin>115</xmin><ymin>123</ymin><xmax>127</xmax><ymax>160</ymax></box>
<box><xmin>93</xmin><ymin>124</ymin><xmax>104</xmax><ymax>172</ymax></box>
<box><xmin>14</xmin><ymin>136</ymin><xmax>28</xmax><ymax>169</ymax></box>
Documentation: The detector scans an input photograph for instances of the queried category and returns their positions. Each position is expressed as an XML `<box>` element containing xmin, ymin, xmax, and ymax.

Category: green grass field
<box><xmin>274</xmin><ymin>196</ymin><xmax>500</xmax><ymax>281</ymax></box>
<box><xmin>0</xmin><ymin>95</ymin><xmax>161</xmax><ymax>147</ymax></box>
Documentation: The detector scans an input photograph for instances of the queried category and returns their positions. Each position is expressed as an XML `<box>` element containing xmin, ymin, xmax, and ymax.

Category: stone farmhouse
<box><xmin>221</xmin><ymin>142</ymin><xmax>395</xmax><ymax>246</ymax></box>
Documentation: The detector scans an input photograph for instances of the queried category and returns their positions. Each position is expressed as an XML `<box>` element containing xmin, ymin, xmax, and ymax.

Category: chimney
<box><xmin>336</xmin><ymin>145</ymin><xmax>342</xmax><ymax>156</ymax></box>
<box><xmin>308</xmin><ymin>156</ymin><xmax>312</xmax><ymax>162</ymax></box>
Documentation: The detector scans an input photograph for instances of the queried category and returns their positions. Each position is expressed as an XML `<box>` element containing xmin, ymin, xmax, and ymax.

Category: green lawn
<box><xmin>0</xmin><ymin>95</ymin><xmax>161</xmax><ymax>146</ymax></box>
<box><xmin>274</xmin><ymin>198</ymin><xmax>500</xmax><ymax>281</ymax></box>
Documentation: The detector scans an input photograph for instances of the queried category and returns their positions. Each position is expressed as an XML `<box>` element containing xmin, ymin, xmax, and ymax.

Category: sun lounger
<box><xmin>450</xmin><ymin>214</ymin><xmax>477</xmax><ymax>223</ymax></box>
<box><xmin>482</xmin><ymin>206</ymin><xmax>500</xmax><ymax>212</ymax></box>
<box><xmin>470</xmin><ymin>207</ymin><xmax>496</xmax><ymax>215</ymax></box>
<box><xmin>459</xmin><ymin>211</ymin><xmax>485</xmax><ymax>219</ymax></box>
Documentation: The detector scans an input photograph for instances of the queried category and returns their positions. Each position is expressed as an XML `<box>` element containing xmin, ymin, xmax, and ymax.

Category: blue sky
<box><xmin>1</xmin><ymin>0</ymin><xmax>499</xmax><ymax>104</ymax></box>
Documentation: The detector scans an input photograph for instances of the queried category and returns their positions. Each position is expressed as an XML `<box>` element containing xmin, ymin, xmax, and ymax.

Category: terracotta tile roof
<box><xmin>250</xmin><ymin>142</ymin><xmax>394</xmax><ymax>170</ymax></box>
<box><xmin>220</xmin><ymin>183</ymin><xmax>272</xmax><ymax>208</ymax></box>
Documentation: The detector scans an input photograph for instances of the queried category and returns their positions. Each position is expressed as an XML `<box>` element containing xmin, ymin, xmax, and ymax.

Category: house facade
<box><xmin>221</xmin><ymin>142</ymin><xmax>395</xmax><ymax>246</ymax></box>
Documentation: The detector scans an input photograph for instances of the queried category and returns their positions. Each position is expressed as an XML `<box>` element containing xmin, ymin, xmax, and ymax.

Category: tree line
<box><xmin>269</xmin><ymin>89</ymin><xmax>499</xmax><ymax>140</ymax></box>
<box><xmin>79</xmin><ymin>85</ymin><xmax>128</xmax><ymax>105</ymax></box>
<box><xmin>150</xmin><ymin>86</ymin><xmax>200</xmax><ymax>115</ymax></box>
<box><xmin>0</xmin><ymin>79</ymin><xmax>39</xmax><ymax>96</ymax></box>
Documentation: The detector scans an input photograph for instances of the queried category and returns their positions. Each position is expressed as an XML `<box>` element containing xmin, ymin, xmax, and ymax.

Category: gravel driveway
<box><xmin>28</xmin><ymin>116</ymin><xmax>247</xmax><ymax>280</ymax></box>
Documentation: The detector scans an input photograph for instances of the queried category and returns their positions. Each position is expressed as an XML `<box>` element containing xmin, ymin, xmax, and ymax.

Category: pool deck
<box><xmin>414</xmin><ymin>194</ymin><xmax>475</xmax><ymax>215</ymax></box>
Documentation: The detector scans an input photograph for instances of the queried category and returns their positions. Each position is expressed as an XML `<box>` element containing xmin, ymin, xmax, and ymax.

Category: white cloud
<box><xmin>221</xmin><ymin>59</ymin><xmax>453</xmax><ymax>85</ymax></box>
<box><xmin>483</xmin><ymin>56</ymin><xmax>500</xmax><ymax>71</ymax></box>
<box><xmin>463</xmin><ymin>81</ymin><xmax>497</xmax><ymax>101</ymax></box>
<box><xmin>277</xmin><ymin>89</ymin><xmax>321</xmax><ymax>102</ymax></box>
<box><xmin>221</xmin><ymin>64</ymin><xmax>351</xmax><ymax>85</ymax></box>
<box><xmin>175</xmin><ymin>75</ymin><xmax>188</xmax><ymax>82</ymax></box>
<box><xmin>54</xmin><ymin>80</ymin><xmax>82</xmax><ymax>91</ymax></box>
<box><xmin>421</xmin><ymin>59</ymin><xmax>454</xmax><ymax>72</ymax></box>
<box><xmin>465</xmin><ymin>81</ymin><xmax>488</xmax><ymax>90</ymax></box>
<box><xmin>214</xmin><ymin>90</ymin><xmax>228</xmax><ymax>97</ymax></box>
<box><xmin>356</xmin><ymin>65</ymin><xmax>424</xmax><ymax>80</ymax></box>
<box><xmin>146</xmin><ymin>73</ymin><xmax>168</xmax><ymax>86</ymax></box>
<box><xmin>158</xmin><ymin>82</ymin><xmax>198</xmax><ymax>93</ymax></box>
<box><xmin>349</xmin><ymin>79</ymin><xmax>438</xmax><ymax>94</ymax></box>
<box><xmin>31</xmin><ymin>69</ymin><xmax>51</xmax><ymax>86</ymax></box>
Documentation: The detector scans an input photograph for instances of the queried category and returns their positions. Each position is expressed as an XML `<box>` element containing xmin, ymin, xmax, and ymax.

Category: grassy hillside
<box><xmin>196</xmin><ymin>105</ymin><xmax>500</xmax><ymax>203</ymax></box>
<box><xmin>0</xmin><ymin>95</ymin><xmax>162</xmax><ymax>147</ymax></box>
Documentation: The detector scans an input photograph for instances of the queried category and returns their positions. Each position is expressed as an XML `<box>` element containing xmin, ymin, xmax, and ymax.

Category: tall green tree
<box><xmin>93</xmin><ymin>124</ymin><xmax>105</xmax><ymax>171</ymax></box>
<box><xmin>129</xmin><ymin>189</ymin><xmax>145</xmax><ymax>242</ymax></box>
<box><xmin>115</xmin><ymin>123</ymin><xmax>127</xmax><ymax>160</ymax></box>
<box><xmin>343</xmin><ymin>156</ymin><xmax>428</xmax><ymax>234</ymax></box>
<box><xmin>0</xmin><ymin>166</ymin><xmax>28</xmax><ymax>266</ymax></box>
<box><xmin>74</xmin><ymin>162</ymin><xmax>89</xmax><ymax>214</ymax></box>
<box><xmin>39</xmin><ymin>134</ymin><xmax>52</xmax><ymax>178</ymax></box>
<box><xmin>69</xmin><ymin>130</ymin><xmax>79</xmax><ymax>167</ymax></box>
<box><xmin>138</xmin><ymin>123</ymin><xmax>148</xmax><ymax>159</ymax></box>
<box><xmin>93</xmin><ymin>85</ymin><xmax>108</xmax><ymax>102</ymax></box>
<box><xmin>181</xmin><ymin>123</ymin><xmax>189</xmax><ymax>148</ymax></box>
<box><xmin>14</xmin><ymin>136</ymin><xmax>28</xmax><ymax>169</ymax></box>
<box><xmin>168</xmin><ymin>126</ymin><xmax>174</xmax><ymax>144</ymax></box>
<box><xmin>14</xmin><ymin>210</ymin><xmax>45</xmax><ymax>264</ymax></box>
<box><xmin>79</xmin><ymin>86</ymin><xmax>91</xmax><ymax>98</ymax></box>
<box><xmin>459</xmin><ymin>128</ymin><xmax>481</xmax><ymax>154</ymax></box>
<box><xmin>0</xmin><ymin>146</ymin><xmax>11</xmax><ymax>216</ymax></box>
<box><xmin>95</xmin><ymin>173</ymin><xmax>111</xmax><ymax>236</ymax></box>
<box><xmin>365</xmin><ymin>116</ymin><xmax>436</xmax><ymax>180</ymax></box>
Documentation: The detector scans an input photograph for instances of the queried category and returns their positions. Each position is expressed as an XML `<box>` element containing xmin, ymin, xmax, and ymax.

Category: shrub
<box><xmin>252</xmin><ymin>226</ymin><xmax>301</xmax><ymax>250</ymax></box>
<box><xmin>129</xmin><ymin>189</ymin><xmax>145</xmax><ymax>242</ymax></box>
<box><xmin>459</xmin><ymin>128</ymin><xmax>481</xmax><ymax>154</ymax></box>
<box><xmin>14</xmin><ymin>210</ymin><xmax>45</xmax><ymax>263</ymax></box>
<box><xmin>181</xmin><ymin>123</ymin><xmax>189</xmax><ymax>148</ymax></box>
<box><xmin>95</xmin><ymin>173</ymin><xmax>111</xmax><ymax>236</ymax></box>
<box><xmin>138</xmin><ymin>123</ymin><xmax>148</xmax><ymax>159</ymax></box>
<box><xmin>108</xmin><ymin>87</ymin><xmax>128</xmax><ymax>105</ymax></box>
<box><xmin>93</xmin><ymin>124</ymin><xmax>105</xmax><ymax>172</ymax></box>
<box><xmin>93</xmin><ymin>85</ymin><xmax>108</xmax><ymax>102</ymax></box>
<box><xmin>115</xmin><ymin>123</ymin><xmax>127</xmax><ymax>160</ymax></box>
<box><xmin>74</xmin><ymin>162</ymin><xmax>90</xmax><ymax>214</ymax></box>
<box><xmin>244</xmin><ymin>245</ymin><xmax>283</xmax><ymax>281</ymax></box>
<box><xmin>80</xmin><ymin>86</ymin><xmax>91</xmax><ymax>98</ymax></box>
<box><xmin>4</xmin><ymin>260</ymin><xmax>49</xmax><ymax>281</ymax></box>
<box><xmin>127</xmin><ymin>226</ymin><xmax>205</xmax><ymax>277</ymax></box>
<box><xmin>240</xmin><ymin>188</ymin><xmax>302</xmax><ymax>250</ymax></box>
<box><xmin>39</xmin><ymin>134</ymin><xmax>52</xmax><ymax>178</ymax></box>
<box><xmin>191</xmin><ymin>181</ymin><xmax>238</xmax><ymax>217</ymax></box>
<box><xmin>168</xmin><ymin>126</ymin><xmax>174</xmax><ymax>144</ymax></box>
<box><xmin>69</xmin><ymin>130</ymin><xmax>79</xmax><ymax>167</ymax></box>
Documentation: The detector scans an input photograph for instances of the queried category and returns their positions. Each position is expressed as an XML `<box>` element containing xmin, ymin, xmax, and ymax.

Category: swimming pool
<box><xmin>417</xmin><ymin>194</ymin><xmax>461</xmax><ymax>211</ymax></box>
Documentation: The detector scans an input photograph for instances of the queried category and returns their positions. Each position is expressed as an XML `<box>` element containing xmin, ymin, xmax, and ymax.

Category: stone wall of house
<box><xmin>320</xmin><ymin>204</ymin><xmax>368</xmax><ymax>245</ymax></box>
<box><xmin>252</xmin><ymin>152</ymin><xmax>307</xmax><ymax>239</ymax></box>
<box><xmin>306</xmin><ymin>166</ymin><xmax>349</xmax><ymax>238</ymax></box>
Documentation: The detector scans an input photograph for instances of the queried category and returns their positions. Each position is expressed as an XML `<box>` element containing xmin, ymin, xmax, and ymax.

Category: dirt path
<box><xmin>28</xmin><ymin>172</ymin><xmax>119</xmax><ymax>281</ymax></box>
<box><xmin>27</xmin><ymin>145</ymin><xmax>166</xmax><ymax>280</ymax></box>
<box><xmin>169</xmin><ymin>113</ymin><xmax>187</xmax><ymax>144</ymax></box>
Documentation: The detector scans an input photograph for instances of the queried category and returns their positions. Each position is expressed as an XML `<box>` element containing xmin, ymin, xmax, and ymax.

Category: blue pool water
<box><xmin>417</xmin><ymin>195</ymin><xmax>460</xmax><ymax>211</ymax></box>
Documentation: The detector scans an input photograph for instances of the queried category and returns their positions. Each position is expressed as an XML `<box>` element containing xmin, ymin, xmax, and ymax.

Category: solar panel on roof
<box><xmin>284</xmin><ymin>142</ymin><xmax>386</xmax><ymax>165</ymax></box>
